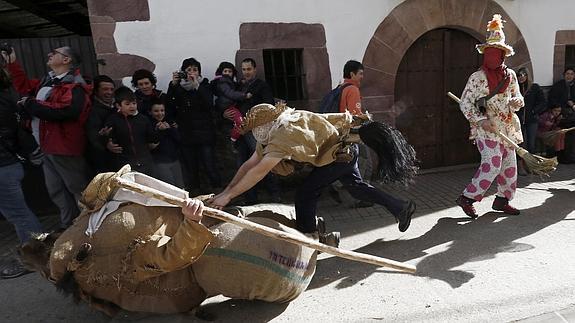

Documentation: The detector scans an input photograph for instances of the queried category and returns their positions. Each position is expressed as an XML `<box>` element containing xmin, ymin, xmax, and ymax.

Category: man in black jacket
<box><xmin>230</xmin><ymin>58</ymin><xmax>280</xmax><ymax>204</ymax></box>
<box><xmin>85</xmin><ymin>75</ymin><xmax>116</xmax><ymax>174</ymax></box>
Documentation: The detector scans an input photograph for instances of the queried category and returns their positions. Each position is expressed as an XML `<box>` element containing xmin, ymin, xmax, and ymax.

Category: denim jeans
<box><xmin>0</xmin><ymin>162</ymin><xmax>43</xmax><ymax>243</ymax></box>
<box><xmin>295</xmin><ymin>145</ymin><xmax>406</xmax><ymax>233</ymax></box>
<box><xmin>521</xmin><ymin>121</ymin><xmax>538</xmax><ymax>153</ymax></box>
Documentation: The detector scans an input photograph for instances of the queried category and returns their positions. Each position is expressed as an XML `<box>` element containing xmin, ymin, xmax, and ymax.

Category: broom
<box><xmin>540</xmin><ymin>127</ymin><xmax>575</xmax><ymax>146</ymax></box>
<box><xmin>112</xmin><ymin>175</ymin><xmax>417</xmax><ymax>273</ymax></box>
<box><xmin>447</xmin><ymin>92</ymin><xmax>558</xmax><ymax>176</ymax></box>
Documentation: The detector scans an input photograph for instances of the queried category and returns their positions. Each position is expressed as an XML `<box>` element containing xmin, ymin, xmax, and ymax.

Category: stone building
<box><xmin>87</xmin><ymin>0</ymin><xmax>575</xmax><ymax>168</ymax></box>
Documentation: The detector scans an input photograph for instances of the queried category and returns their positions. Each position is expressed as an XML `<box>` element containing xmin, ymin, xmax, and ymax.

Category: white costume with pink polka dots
<box><xmin>459</xmin><ymin>69</ymin><xmax>524</xmax><ymax>201</ymax></box>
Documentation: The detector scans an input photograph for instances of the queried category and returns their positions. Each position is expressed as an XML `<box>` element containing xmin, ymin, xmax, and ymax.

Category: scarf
<box><xmin>481</xmin><ymin>47</ymin><xmax>510</xmax><ymax>94</ymax></box>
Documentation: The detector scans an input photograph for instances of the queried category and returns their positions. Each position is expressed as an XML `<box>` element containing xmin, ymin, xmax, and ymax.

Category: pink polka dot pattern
<box><xmin>504</xmin><ymin>190</ymin><xmax>512</xmax><ymax>199</ymax></box>
<box><xmin>485</xmin><ymin>140</ymin><xmax>497</xmax><ymax>149</ymax></box>
<box><xmin>477</xmin><ymin>140</ymin><xmax>485</xmax><ymax>151</ymax></box>
<box><xmin>473</xmin><ymin>169</ymin><xmax>481</xmax><ymax>179</ymax></box>
<box><xmin>504</xmin><ymin>167</ymin><xmax>516</xmax><ymax>178</ymax></box>
<box><xmin>510</xmin><ymin>181</ymin><xmax>517</xmax><ymax>190</ymax></box>
<box><xmin>473</xmin><ymin>194</ymin><xmax>483</xmax><ymax>201</ymax></box>
<box><xmin>481</xmin><ymin>163</ymin><xmax>491</xmax><ymax>173</ymax></box>
<box><xmin>491</xmin><ymin>156</ymin><xmax>501</xmax><ymax>168</ymax></box>
<box><xmin>496</xmin><ymin>175</ymin><xmax>506</xmax><ymax>185</ymax></box>
<box><xmin>466</xmin><ymin>184</ymin><xmax>477</xmax><ymax>193</ymax></box>
<box><xmin>502</xmin><ymin>147</ymin><xmax>509</xmax><ymax>158</ymax></box>
<box><xmin>479</xmin><ymin>179</ymin><xmax>491</xmax><ymax>190</ymax></box>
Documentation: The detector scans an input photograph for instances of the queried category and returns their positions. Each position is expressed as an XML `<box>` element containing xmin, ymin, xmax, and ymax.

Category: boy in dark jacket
<box><xmin>105</xmin><ymin>87</ymin><xmax>159</xmax><ymax>176</ymax></box>
<box><xmin>149</xmin><ymin>99</ymin><xmax>184</xmax><ymax>187</ymax></box>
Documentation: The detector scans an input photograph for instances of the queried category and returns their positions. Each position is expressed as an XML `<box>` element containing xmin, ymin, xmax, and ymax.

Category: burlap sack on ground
<box><xmin>192</xmin><ymin>216</ymin><xmax>317</xmax><ymax>303</ymax></box>
<box><xmin>50</xmin><ymin>204</ymin><xmax>208</xmax><ymax>313</ymax></box>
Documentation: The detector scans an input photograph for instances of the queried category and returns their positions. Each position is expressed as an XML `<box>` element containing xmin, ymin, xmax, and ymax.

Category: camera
<box><xmin>0</xmin><ymin>42</ymin><xmax>12</xmax><ymax>55</ymax></box>
<box><xmin>177</xmin><ymin>71</ymin><xmax>187</xmax><ymax>81</ymax></box>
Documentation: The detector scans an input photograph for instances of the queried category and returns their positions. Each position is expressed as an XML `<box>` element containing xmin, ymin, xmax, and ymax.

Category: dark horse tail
<box><xmin>358</xmin><ymin>121</ymin><xmax>418</xmax><ymax>185</ymax></box>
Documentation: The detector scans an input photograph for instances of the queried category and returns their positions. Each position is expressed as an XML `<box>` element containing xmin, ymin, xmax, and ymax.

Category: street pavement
<box><xmin>0</xmin><ymin>164</ymin><xmax>574</xmax><ymax>322</ymax></box>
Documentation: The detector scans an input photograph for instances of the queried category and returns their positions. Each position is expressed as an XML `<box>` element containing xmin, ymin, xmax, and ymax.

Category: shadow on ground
<box><xmin>310</xmin><ymin>186</ymin><xmax>574</xmax><ymax>290</ymax></box>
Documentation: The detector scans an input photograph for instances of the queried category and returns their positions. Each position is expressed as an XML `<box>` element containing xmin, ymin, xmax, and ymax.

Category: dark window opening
<box><xmin>263</xmin><ymin>49</ymin><xmax>306</xmax><ymax>101</ymax></box>
<box><xmin>566</xmin><ymin>45</ymin><xmax>575</xmax><ymax>69</ymax></box>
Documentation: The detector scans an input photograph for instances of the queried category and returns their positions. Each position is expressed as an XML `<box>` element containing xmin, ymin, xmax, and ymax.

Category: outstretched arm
<box><xmin>211</xmin><ymin>151</ymin><xmax>281</xmax><ymax>208</ymax></box>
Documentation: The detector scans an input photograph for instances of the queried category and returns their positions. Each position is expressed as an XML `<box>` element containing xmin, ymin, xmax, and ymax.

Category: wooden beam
<box><xmin>1</xmin><ymin>0</ymin><xmax>90</xmax><ymax>36</ymax></box>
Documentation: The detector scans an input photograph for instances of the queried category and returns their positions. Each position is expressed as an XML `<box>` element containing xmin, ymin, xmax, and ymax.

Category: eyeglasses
<box><xmin>50</xmin><ymin>49</ymin><xmax>69</xmax><ymax>58</ymax></box>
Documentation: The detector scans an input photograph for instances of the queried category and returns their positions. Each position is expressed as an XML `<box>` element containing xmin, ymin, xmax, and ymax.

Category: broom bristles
<box><xmin>358</xmin><ymin>121</ymin><xmax>418</xmax><ymax>185</ymax></box>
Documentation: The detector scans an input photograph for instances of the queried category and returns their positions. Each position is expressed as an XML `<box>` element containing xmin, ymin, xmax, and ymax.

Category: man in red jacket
<box><xmin>1</xmin><ymin>46</ymin><xmax>91</xmax><ymax>228</ymax></box>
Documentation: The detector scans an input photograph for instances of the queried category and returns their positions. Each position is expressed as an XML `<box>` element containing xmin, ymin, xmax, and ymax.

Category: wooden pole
<box><xmin>112</xmin><ymin>177</ymin><xmax>417</xmax><ymax>274</ymax></box>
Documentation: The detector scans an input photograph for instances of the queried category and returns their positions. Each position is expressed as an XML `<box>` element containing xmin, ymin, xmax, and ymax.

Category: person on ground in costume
<box><xmin>456</xmin><ymin>14</ymin><xmax>524</xmax><ymax>219</ymax></box>
<box><xmin>18</xmin><ymin>167</ymin><xmax>214</xmax><ymax>316</ymax></box>
<box><xmin>209</xmin><ymin>103</ymin><xmax>418</xmax><ymax>245</ymax></box>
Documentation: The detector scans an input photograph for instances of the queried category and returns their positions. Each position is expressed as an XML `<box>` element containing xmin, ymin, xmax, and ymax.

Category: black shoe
<box><xmin>319</xmin><ymin>231</ymin><xmax>340</xmax><ymax>248</ymax></box>
<box><xmin>0</xmin><ymin>258</ymin><xmax>31</xmax><ymax>279</ymax></box>
<box><xmin>397</xmin><ymin>200</ymin><xmax>416</xmax><ymax>232</ymax></box>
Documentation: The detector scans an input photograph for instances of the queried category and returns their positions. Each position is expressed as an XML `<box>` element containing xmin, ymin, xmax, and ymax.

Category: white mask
<box><xmin>252</xmin><ymin>122</ymin><xmax>273</xmax><ymax>144</ymax></box>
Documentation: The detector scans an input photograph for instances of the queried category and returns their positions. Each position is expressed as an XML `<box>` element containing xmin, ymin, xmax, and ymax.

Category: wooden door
<box><xmin>394</xmin><ymin>28</ymin><xmax>481</xmax><ymax>169</ymax></box>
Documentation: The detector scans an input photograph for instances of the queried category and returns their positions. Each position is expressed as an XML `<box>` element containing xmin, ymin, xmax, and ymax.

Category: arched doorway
<box><xmin>394</xmin><ymin>28</ymin><xmax>481</xmax><ymax>169</ymax></box>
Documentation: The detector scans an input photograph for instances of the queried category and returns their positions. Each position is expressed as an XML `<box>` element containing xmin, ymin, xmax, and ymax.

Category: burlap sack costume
<box><xmin>46</xmin><ymin>167</ymin><xmax>317</xmax><ymax>314</ymax></box>
<box><xmin>49</xmin><ymin>167</ymin><xmax>214</xmax><ymax>314</ymax></box>
<box><xmin>193</xmin><ymin>216</ymin><xmax>317</xmax><ymax>303</ymax></box>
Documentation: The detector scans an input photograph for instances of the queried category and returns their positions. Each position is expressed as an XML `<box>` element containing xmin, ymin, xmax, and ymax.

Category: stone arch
<box><xmin>361</xmin><ymin>0</ymin><xmax>532</xmax><ymax>123</ymax></box>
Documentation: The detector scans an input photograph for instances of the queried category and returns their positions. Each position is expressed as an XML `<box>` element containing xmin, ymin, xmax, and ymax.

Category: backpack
<box><xmin>317</xmin><ymin>83</ymin><xmax>353</xmax><ymax>113</ymax></box>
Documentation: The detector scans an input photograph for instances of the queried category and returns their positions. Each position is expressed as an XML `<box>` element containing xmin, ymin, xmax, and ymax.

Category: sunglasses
<box><xmin>50</xmin><ymin>49</ymin><xmax>69</xmax><ymax>58</ymax></box>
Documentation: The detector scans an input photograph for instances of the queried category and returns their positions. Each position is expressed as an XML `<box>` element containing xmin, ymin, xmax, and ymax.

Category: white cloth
<box><xmin>85</xmin><ymin>172</ymin><xmax>189</xmax><ymax>236</ymax></box>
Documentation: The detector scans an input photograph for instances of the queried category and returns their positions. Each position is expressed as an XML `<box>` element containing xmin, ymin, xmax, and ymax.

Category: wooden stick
<box><xmin>112</xmin><ymin>177</ymin><xmax>417</xmax><ymax>274</ymax></box>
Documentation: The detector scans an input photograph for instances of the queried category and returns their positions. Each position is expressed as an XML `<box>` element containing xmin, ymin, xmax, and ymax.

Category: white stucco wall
<box><xmin>113</xmin><ymin>0</ymin><xmax>575</xmax><ymax>90</ymax></box>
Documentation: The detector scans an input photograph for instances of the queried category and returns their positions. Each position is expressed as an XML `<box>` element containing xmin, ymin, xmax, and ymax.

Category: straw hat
<box><xmin>79</xmin><ymin>164</ymin><xmax>132</xmax><ymax>212</ymax></box>
<box><xmin>476</xmin><ymin>14</ymin><xmax>515</xmax><ymax>57</ymax></box>
<box><xmin>239</xmin><ymin>102</ymin><xmax>288</xmax><ymax>134</ymax></box>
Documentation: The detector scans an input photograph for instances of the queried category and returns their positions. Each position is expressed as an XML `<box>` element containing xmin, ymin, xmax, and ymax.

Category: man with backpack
<box><xmin>322</xmin><ymin>60</ymin><xmax>374</xmax><ymax>207</ymax></box>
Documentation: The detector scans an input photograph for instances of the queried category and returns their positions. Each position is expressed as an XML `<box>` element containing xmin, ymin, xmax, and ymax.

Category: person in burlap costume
<box><xmin>210</xmin><ymin>103</ymin><xmax>418</xmax><ymax>244</ymax></box>
<box><xmin>18</xmin><ymin>166</ymin><xmax>214</xmax><ymax>316</ymax></box>
<box><xmin>456</xmin><ymin>14</ymin><xmax>524</xmax><ymax>219</ymax></box>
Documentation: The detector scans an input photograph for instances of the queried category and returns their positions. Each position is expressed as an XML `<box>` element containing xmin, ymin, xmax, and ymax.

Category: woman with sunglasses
<box><xmin>515</xmin><ymin>67</ymin><xmax>546</xmax><ymax>174</ymax></box>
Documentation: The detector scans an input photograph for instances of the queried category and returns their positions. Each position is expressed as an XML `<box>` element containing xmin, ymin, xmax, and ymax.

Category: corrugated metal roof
<box><xmin>0</xmin><ymin>0</ymin><xmax>90</xmax><ymax>37</ymax></box>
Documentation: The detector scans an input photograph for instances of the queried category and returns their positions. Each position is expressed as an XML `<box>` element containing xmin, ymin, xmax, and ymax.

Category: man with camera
<box><xmin>1</xmin><ymin>45</ymin><xmax>91</xmax><ymax>229</ymax></box>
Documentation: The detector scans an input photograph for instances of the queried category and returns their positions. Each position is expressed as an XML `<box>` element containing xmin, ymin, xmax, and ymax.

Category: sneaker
<box><xmin>0</xmin><ymin>258</ymin><xmax>31</xmax><ymax>279</ymax></box>
<box><xmin>319</xmin><ymin>231</ymin><xmax>341</xmax><ymax>248</ymax></box>
<box><xmin>456</xmin><ymin>195</ymin><xmax>478</xmax><ymax>219</ymax></box>
<box><xmin>492</xmin><ymin>197</ymin><xmax>520</xmax><ymax>215</ymax></box>
<box><xmin>396</xmin><ymin>200</ymin><xmax>416</xmax><ymax>232</ymax></box>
